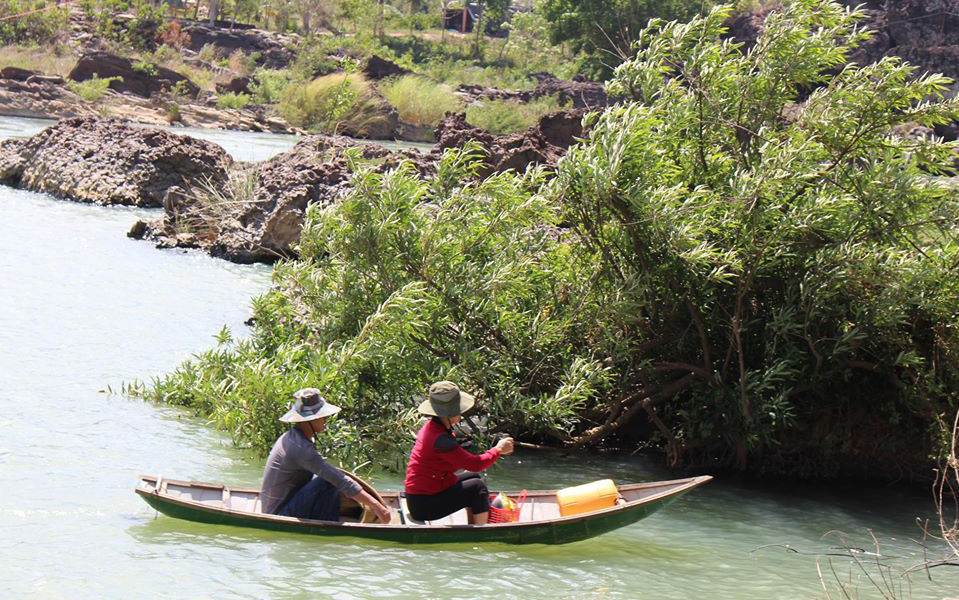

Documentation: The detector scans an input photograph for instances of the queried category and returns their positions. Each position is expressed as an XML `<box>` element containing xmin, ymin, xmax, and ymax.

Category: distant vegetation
<box><xmin>0</xmin><ymin>0</ymin><xmax>639</xmax><ymax>133</ymax></box>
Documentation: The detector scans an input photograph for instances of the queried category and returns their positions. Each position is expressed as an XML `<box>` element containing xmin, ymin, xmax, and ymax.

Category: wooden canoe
<box><xmin>135</xmin><ymin>474</ymin><xmax>712</xmax><ymax>545</ymax></box>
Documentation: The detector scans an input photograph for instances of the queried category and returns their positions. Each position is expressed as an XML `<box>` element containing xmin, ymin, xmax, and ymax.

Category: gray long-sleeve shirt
<box><xmin>259</xmin><ymin>428</ymin><xmax>362</xmax><ymax>514</ymax></box>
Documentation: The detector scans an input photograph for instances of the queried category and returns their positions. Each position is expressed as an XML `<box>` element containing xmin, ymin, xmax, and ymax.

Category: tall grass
<box><xmin>278</xmin><ymin>72</ymin><xmax>391</xmax><ymax>136</ymax></box>
<box><xmin>465</xmin><ymin>94</ymin><xmax>565</xmax><ymax>135</ymax></box>
<box><xmin>379</xmin><ymin>74</ymin><xmax>461</xmax><ymax>126</ymax></box>
<box><xmin>0</xmin><ymin>44</ymin><xmax>76</xmax><ymax>76</ymax></box>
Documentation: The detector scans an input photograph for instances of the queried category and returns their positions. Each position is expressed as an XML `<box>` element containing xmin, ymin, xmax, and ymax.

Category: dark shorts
<box><xmin>277</xmin><ymin>476</ymin><xmax>342</xmax><ymax>521</ymax></box>
<box><xmin>406</xmin><ymin>472</ymin><xmax>489</xmax><ymax>521</ymax></box>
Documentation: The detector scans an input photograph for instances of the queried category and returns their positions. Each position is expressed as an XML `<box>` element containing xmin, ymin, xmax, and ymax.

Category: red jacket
<box><xmin>404</xmin><ymin>418</ymin><xmax>501</xmax><ymax>495</ymax></box>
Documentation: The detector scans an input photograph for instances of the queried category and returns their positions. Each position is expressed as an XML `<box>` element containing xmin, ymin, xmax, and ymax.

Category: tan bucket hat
<box><xmin>279</xmin><ymin>388</ymin><xmax>341</xmax><ymax>423</ymax></box>
<box><xmin>417</xmin><ymin>381</ymin><xmax>475</xmax><ymax>418</ymax></box>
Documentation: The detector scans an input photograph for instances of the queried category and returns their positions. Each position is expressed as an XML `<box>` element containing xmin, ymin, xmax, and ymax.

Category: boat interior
<box><xmin>138</xmin><ymin>476</ymin><xmax>696</xmax><ymax>527</ymax></box>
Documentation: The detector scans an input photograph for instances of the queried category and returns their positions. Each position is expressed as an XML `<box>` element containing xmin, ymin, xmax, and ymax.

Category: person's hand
<box><xmin>373</xmin><ymin>502</ymin><xmax>391</xmax><ymax>524</ymax></box>
<box><xmin>495</xmin><ymin>437</ymin><xmax>515</xmax><ymax>456</ymax></box>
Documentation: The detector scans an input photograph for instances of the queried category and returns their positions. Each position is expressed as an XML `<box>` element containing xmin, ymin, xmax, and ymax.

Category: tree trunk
<box><xmin>208</xmin><ymin>0</ymin><xmax>219</xmax><ymax>25</ymax></box>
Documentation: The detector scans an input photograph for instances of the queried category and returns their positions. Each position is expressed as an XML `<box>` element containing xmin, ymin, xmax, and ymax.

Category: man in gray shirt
<box><xmin>260</xmin><ymin>388</ymin><xmax>391</xmax><ymax>523</ymax></box>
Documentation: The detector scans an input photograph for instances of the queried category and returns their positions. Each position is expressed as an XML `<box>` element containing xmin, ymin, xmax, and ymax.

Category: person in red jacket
<box><xmin>404</xmin><ymin>381</ymin><xmax>514</xmax><ymax>524</ymax></box>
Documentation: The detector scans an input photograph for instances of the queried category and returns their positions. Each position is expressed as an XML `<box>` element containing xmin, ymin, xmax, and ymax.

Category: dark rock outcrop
<box><xmin>529</xmin><ymin>73</ymin><xmax>613</xmax><ymax>109</ymax></box>
<box><xmin>435</xmin><ymin>109</ymin><xmax>587</xmax><ymax>175</ymax></box>
<box><xmin>455</xmin><ymin>74</ymin><xmax>615</xmax><ymax>110</ymax></box>
<box><xmin>363</xmin><ymin>55</ymin><xmax>410</xmax><ymax>81</ymax></box>
<box><xmin>0</xmin><ymin>117</ymin><xmax>232</xmax><ymax>206</ymax></box>
<box><xmin>216</xmin><ymin>75</ymin><xmax>252</xmax><ymax>95</ymax></box>
<box><xmin>0</xmin><ymin>66</ymin><xmax>36</xmax><ymax>81</ymax></box>
<box><xmin>134</xmin><ymin>135</ymin><xmax>436</xmax><ymax>262</ymax></box>
<box><xmin>725</xmin><ymin>1</ymin><xmax>959</xmax><ymax>99</ymax></box>
<box><xmin>68</xmin><ymin>51</ymin><xmax>200</xmax><ymax>98</ymax></box>
<box><xmin>182</xmin><ymin>24</ymin><xmax>297</xmax><ymax>69</ymax></box>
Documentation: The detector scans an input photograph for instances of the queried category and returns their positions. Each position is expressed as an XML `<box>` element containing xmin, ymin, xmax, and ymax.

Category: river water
<box><xmin>1</xmin><ymin>117</ymin><xmax>956</xmax><ymax>599</ymax></box>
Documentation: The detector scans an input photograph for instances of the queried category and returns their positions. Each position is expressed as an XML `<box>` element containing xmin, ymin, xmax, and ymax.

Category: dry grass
<box><xmin>0</xmin><ymin>44</ymin><xmax>77</xmax><ymax>77</ymax></box>
<box><xmin>147</xmin><ymin>46</ymin><xmax>216</xmax><ymax>94</ymax></box>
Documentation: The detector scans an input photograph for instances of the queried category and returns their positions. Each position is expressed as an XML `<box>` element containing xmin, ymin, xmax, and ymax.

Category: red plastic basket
<box><xmin>488</xmin><ymin>490</ymin><xmax>527</xmax><ymax>523</ymax></box>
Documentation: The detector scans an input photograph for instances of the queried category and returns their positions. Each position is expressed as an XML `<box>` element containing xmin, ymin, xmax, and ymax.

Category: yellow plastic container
<box><xmin>556</xmin><ymin>479</ymin><xmax>619</xmax><ymax>517</ymax></box>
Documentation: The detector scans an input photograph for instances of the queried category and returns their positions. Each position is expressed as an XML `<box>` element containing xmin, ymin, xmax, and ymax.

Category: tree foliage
<box><xmin>0</xmin><ymin>0</ymin><xmax>69</xmax><ymax>45</ymax></box>
<box><xmin>557</xmin><ymin>0</ymin><xmax>959</xmax><ymax>475</ymax></box>
<box><xmin>146</xmin><ymin>0</ymin><xmax>959</xmax><ymax>480</ymax></box>
<box><xmin>539</xmin><ymin>0</ymin><xmax>708</xmax><ymax>78</ymax></box>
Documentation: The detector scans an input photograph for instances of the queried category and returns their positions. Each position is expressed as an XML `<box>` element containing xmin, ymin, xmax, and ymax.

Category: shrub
<box><xmin>379</xmin><ymin>75</ymin><xmax>461</xmax><ymax>126</ymax></box>
<box><xmin>0</xmin><ymin>0</ymin><xmax>69</xmax><ymax>45</ymax></box>
<box><xmin>216</xmin><ymin>91</ymin><xmax>251</xmax><ymax>110</ymax></box>
<box><xmin>197</xmin><ymin>43</ymin><xmax>218</xmax><ymax>63</ymax></box>
<box><xmin>142</xmin><ymin>0</ymin><xmax>959</xmax><ymax>480</ymax></box>
<box><xmin>132</xmin><ymin>59</ymin><xmax>158</xmax><ymax>76</ymax></box>
<box><xmin>126</xmin><ymin>1</ymin><xmax>166</xmax><ymax>50</ymax></box>
<box><xmin>68</xmin><ymin>74</ymin><xmax>122</xmax><ymax>102</ymax></box>
<box><xmin>465</xmin><ymin>94</ymin><xmax>564</xmax><ymax>134</ymax></box>
<box><xmin>249</xmin><ymin>68</ymin><xmax>294</xmax><ymax>104</ymax></box>
<box><xmin>157</xmin><ymin>19</ymin><xmax>191</xmax><ymax>49</ymax></box>
<box><xmin>141</xmin><ymin>151</ymin><xmax>582</xmax><ymax>468</ymax></box>
<box><xmin>278</xmin><ymin>72</ymin><xmax>390</xmax><ymax>135</ymax></box>
<box><xmin>165</xmin><ymin>102</ymin><xmax>182</xmax><ymax>123</ymax></box>
<box><xmin>227</xmin><ymin>49</ymin><xmax>256</xmax><ymax>76</ymax></box>
<box><xmin>551</xmin><ymin>0</ymin><xmax>959</xmax><ymax>474</ymax></box>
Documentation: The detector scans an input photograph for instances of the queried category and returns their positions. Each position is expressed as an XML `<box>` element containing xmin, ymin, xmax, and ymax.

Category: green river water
<box><xmin>0</xmin><ymin>117</ymin><xmax>956</xmax><ymax>599</ymax></box>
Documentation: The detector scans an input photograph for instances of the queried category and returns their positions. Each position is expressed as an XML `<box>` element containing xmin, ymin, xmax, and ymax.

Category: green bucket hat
<box><xmin>417</xmin><ymin>381</ymin><xmax>475</xmax><ymax>418</ymax></box>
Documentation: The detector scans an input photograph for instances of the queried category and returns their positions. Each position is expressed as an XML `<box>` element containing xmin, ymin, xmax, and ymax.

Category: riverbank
<box><xmin>0</xmin><ymin>111</ymin><xmax>585</xmax><ymax>262</ymax></box>
<box><xmin>0</xmin><ymin>4</ymin><xmax>612</xmax><ymax>142</ymax></box>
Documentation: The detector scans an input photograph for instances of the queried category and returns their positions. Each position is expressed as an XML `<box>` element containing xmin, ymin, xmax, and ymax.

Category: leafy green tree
<box><xmin>539</xmin><ymin>0</ymin><xmax>708</xmax><ymax>78</ymax></box>
<box><xmin>554</xmin><ymin>0</ymin><xmax>959</xmax><ymax>474</ymax></box>
<box><xmin>145</xmin><ymin>0</ymin><xmax>959</xmax><ymax>480</ymax></box>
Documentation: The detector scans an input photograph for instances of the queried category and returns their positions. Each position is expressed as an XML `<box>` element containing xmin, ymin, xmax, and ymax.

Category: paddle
<box><xmin>338</xmin><ymin>468</ymin><xmax>389</xmax><ymax>524</ymax></box>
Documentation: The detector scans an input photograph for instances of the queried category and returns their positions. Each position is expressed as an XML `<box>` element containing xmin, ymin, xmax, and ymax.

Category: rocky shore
<box><xmin>0</xmin><ymin>112</ymin><xmax>586</xmax><ymax>262</ymax></box>
<box><xmin>0</xmin><ymin>52</ymin><xmax>298</xmax><ymax>134</ymax></box>
<box><xmin>0</xmin><ymin>117</ymin><xmax>232</xmax><ymax>206</ymax></box>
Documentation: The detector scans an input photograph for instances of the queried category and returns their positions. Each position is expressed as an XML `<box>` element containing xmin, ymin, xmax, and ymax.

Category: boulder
<box><xmin>336</xmin><ymin>93</ymin><xmax>400</xmax><ymax>140</ymax></box>
<box><xmin>68</xmin><ymin>51</ymin><xmax>199</xmax><ymax>98</ymax></box>
<box><xmin>182</xmin><ymin>24</ymin><xmax>297</xmax><ymax>69</ymax></box>
<box><xmin>0</xmin><ymin>66</ymin><xmax>37</xmax><ymax>81</ymax></box>
<box><xmin>136</xmin><ymin>135</ymin><xmax>436</xmax><ymax>262</ymax></box>
<box><xmin>529</xmin><ymin>73</ymin><xmax>613</xmax><ymax>109</ymax></box>
<box><xmin>363</xmin><ymin>55</ymin><xmax>410</xmax><ymax>81</ymax></box>
<box><xmin>455</xmin><ymin>74</ymin><xmax>615</xmax><ymax>110</ymax></box>
<box><xmin>0</xmin><ymin>117</ymin><xmax>232</xmax><ymax>206</ymax></box>
<box><xmin>435</xmin><ymin>109</ymin><xmax>587</xmax><ymax>176</ymax></box>
<box><xmin>215</xmin><ymin>75</ymin><xmax>251</xmax><ymax>95</ymax></box>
